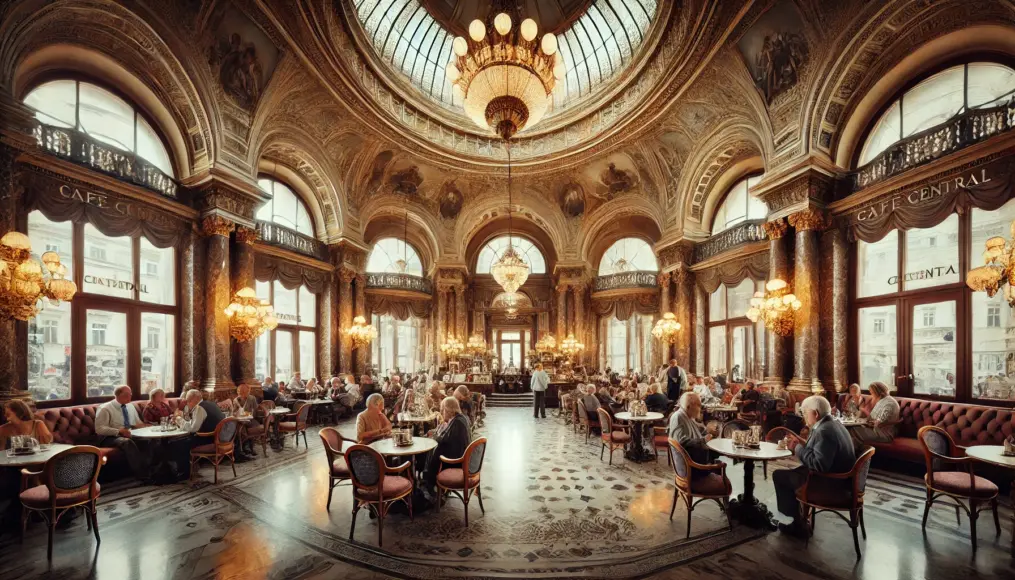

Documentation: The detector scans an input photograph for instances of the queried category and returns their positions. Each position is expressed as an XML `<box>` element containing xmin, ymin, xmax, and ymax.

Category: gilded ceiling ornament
<box><xmin>390</xmin><ymin>166</ymin><xmax>423</xmax><ymax>196</ymax></box>
<box><xmin>438</xmin><ymin>181</ymin><xmax>464</xmax><ymax>220</ymax></box>
<box><xmin>598</xmin><ymin>163</ymin><xmax>638</xmax><ymax>199</ymax></box>
<box><xmin>235</xmin><ymin>226</ymin><xmax>259</xmax><ymax>245</ymax></box>
<box><xmin>207</xmin><ymin>12</ymin><xmax>278</xmax><ymax>110</ymax></box>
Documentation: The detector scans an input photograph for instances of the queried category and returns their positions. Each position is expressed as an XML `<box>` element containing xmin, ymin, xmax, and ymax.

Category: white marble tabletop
<box><xmin>130</xmin><ymin>425</ymin><xmax>191</xmax><ymax>440</ymax></box>
<box><xmin>614</xmin><ymin>411</ymin><xmax>664</xmax><ymax>422</ymax></box>
<box><xmin>0</xmin><ymin>443</ymin><xmax>75</xmax><ymax>467</ymax></box>
<box><xmin>269</xmin><ymin>407</ymin><xmax>291</xmax><ymax>415</ymax></box>
<box><xmin>369</xmin><ymin>436</ymin><xmax>438</xmax><ymax>456</ymax></box>
<box><xmin>707</xmin><ymin>438</ymin><xmax>793</xmax><ymax>461</ymax></box>
<box><xmin>966</xmin><ymin>445</ymin><xmax>1015</xmax><ymax>469</ymax></box>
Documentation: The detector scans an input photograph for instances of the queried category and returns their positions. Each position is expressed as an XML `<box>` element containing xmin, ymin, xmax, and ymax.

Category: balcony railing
<box><xmin>255</xmin><ymin>221</ymin><xmax>329</xmax><ymax>261</ymax></box>
<box><xmin>693</xmin><ymin>219</ymin><xmax>767</xmax><ymax>263</ymax></box>
<box><xmin>593</xmin><ymin>270</ymin><xmax>658</xmax><ymax>293</ymax></box>
<box><xmin>34</xmin><ymin>123</ymin><xmax>179</xmax><ymax>199</ymax></box>
<box><xmin>365</xmin><ymin>272</ymin><xmax>433</xmax><ymax>295</ymax></box>
<box><xmin>845</xmin><ymin>97</ymin><xmax>1015</xmax><ymax>194</ymax></box>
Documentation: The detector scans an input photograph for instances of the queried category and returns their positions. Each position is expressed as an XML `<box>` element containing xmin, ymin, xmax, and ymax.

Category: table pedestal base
<box><xmin>728</xmin><ymin>458</ymin><xmax>778</xmax><ymax>529</ymax></box>
<box><xmin>623</xmin><ymin>424</ymin><xmax>656</xmax><ymax>463</ymax></box>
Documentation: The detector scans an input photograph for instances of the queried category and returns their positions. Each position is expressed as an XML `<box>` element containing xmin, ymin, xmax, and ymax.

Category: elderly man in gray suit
<box><xmin>773</xmin><ymin>395</ymin><xmax>856</xmax><ymax>537</ymax></box>
<box><xmin>668</xmin><ymin>391</ymin><xmax>714</xmax><ymax>469</ymax></box>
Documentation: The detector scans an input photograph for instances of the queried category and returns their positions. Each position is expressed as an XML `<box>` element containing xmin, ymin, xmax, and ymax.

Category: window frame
<box><xmin>705</xmin><ymin>279</ymin><xmax>765</xmax><ymax>381</ymax></box>
<box><xmin>254</xmin><ymin>280</ymin><xmax>319</xmax><ymax>383</ymax></box>
<box><xmin>709</xmin><ymin>173</ymin><xmax>766</xmax><ymax>235</ymax></box>
<box><xmin>255</xmin><ymin>177</ymin><xmax>316</xmax><ymax>238</ymax></box>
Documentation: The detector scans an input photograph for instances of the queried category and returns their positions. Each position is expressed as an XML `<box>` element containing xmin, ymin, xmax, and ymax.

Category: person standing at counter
<box><xmin>531</xmin><ymin>363</ymin><xmax>549</xmax><ymax>419</ymax></box>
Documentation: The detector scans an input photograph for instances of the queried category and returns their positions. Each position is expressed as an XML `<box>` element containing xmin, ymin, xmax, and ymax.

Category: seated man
<box><xmin>232</xmin><ymin>383</ymin><xmax>260</xmax><ymax>457</ymax></box>
<box><xmin>261</xmin><ymin>376</ymin><xmax>278</xmax><ymax>401</ymax></box>
<box><xmin>668</xmin><ymin>392</ymin><xmax>713</xmax><ymax>468</ymax></box>
<box><xmin>356</xmin><ymin>393</ymin><xmax>392</xmax><ymax>444</ymax></box>
<box><xmin>581</xmin><ymin>384</ymin><xmax>601</xmax><ymax>423</ymax></box>
<box><xmin>773</xmin><ymin>395</ymin><xmax>856</xmax><ymax>537</ymax></box>
<box><xmin>453</xmin><ymin>385</ymin><xmax>474</xmax><ymax>422</ymax></box>
<box><xmin>693</xmin><ymin>378</ymin><xmax>717</xmax><ymax>406</ymax></box>
<box><xmin>734</xmin><ymin>381</ymin><xmax>761</xmax><ymax>419</ymax></box>
<box><xmin>94</xmin><ymin>385</ymin><xmax>150</xmax><ymax>480</ymax></box>
<box><xmin>852</xmin><ymin>381</ymin><xmax>900</xmax><ymax>445</ymax></box>
<box><xmin>643</xmin><ymin>383</ymin><xmax>670</xmax><ymax>413</ymax></box>
<box><xmin>173</xmin><ymin>389</ymin><xmax>226</xmax><ymax>479</ymax></box>
<box><xmin>423</xmin><ymin>397</ymin><xmax>471</xmax><ymax>496</ymax></box>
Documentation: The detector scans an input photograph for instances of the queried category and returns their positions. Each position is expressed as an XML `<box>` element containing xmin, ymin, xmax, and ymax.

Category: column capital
<box><xmin>657</xmin><ymin>271</ymin><xmax>671</xmax><ymax>287</ymax></box>
<box><xmin>234</xmin><ymin>226</ymin><xmax>259</xmax><ymax>245</ymax></box>
<box><xmin>788</xmin><ymin>208</ymin><xmax>830</xmax><ymax>232</ymax></box>
<box><xmin>763</xmin><ymin>217</ymin><xmax>790</xmax><ymax>239</ymax></box>
<box><xmin>187</xmin><ymin>170</ymin><xmax>268</xmax><ymax>227</ymax></box>
<box><xmin>201</xmin><ymin>215</ymin><xmax>234</xmax><ymax>237</ymax></box>
<box><xmin>338</xmin><ymin>266</ymin><xmax>359</xmax><ymax>283</ymax></box>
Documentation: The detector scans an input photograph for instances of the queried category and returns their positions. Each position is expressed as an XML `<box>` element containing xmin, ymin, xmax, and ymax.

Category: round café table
<box><xmin>268</xmin><ymin>408</ymin><xmax>291</xmax><ymax>448</ymax></box>
<box><xmin>0</xmin><ymin>443</ymin><xmax>75</xmax><ymax>468</ymax></box>
<box><xmin>614</xmin><ymin>411</ymin><xmax>664</xmax><ymax>462</ymax></box>
<box><xmin>132</xmin><ymin>426</ymin><xmax>192</xmax><ymax>483</ymax></box>
<box><xmin>397</xmin><ymin>413</ymin><xmax>439</xmax><ymax>436</ymax></box>
<box><xmin>369</xmin><ymin>436</ymin><xmax>438</xmax><ymax>474</ymax></box>
<box><xmin>703</xmin><ymin>405</ymin><xmax>738</xmax><ymax>423</ymax></box>
<box><xmin>707</xmin><ymin>438</ymin><xmax>792</xmax><ymax>529</ymax></box>
<box><xmin>965</xmin><ymin>445</ymin><xmax>1015</xmax><ymax>555</ymax></box>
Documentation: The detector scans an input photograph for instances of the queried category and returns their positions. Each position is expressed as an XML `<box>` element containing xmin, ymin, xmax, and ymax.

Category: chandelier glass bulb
<box><xmin>651</xmin><ymin>312</ymin><xmax>682</xmax><ymax>344</ymax></box>
<box><xmin>535</xmin><ymin>334</ymin><xmax>557</xmax><ymax>354</ymax></box>
<box><xmin>346</xmin><ymin>315</ymin><xmax>378</xmax><ymax>348</ymax></box>
<box><xmin>0</xmin><ymin>230</ymin><xmax>77</xmax><ymax>320</ymax></box>
<box><xmin>466</xmin><ymin>333</ymin><xmax>487</xmax><ymax>355</ymax></box>
<box><xmin>745</xmin><ymin>278</ymin><xmax>802</xmax><ymax>337</ymax></box>
<box><xmin>224</xmin><ymin>286</ymin><xmax>278</xmax><ymax>342</ymax></box>
<box><xmin>559</xmin><ymin>334</ymin><xmax>585</xmax><ymax>358</ymax></box>
<box><xmin>440</xmin><ymin>334</ymin><xmax>465</xmax><ymax>359</ymax></box>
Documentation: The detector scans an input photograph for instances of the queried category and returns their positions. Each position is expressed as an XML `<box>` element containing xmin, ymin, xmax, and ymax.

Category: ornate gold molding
<box><xmin>339</xmin><ymin>267</ymin><xmax>359</xmax><ymax>283</ymax></box>
<box><xmin>201</xmin><ymin>215</ymin><xmax>234</xmax><ymax>237</ymax></box>
<box><xmin>763</xmin><ymin>218</ymin><xmax>789</xmax><ymax>240</ymax></box>
<box><xmin>788</xmin><ymin>209</ymin><xmax>830</xmax><ymax>232</ymax></box>
<box><xmin>235</xmin><ymin>226</ymin><xmax>258</xmax><ymax>245</ymax></box>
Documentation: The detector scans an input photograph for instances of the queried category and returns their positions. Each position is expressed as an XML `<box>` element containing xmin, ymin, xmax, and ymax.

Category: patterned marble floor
<box><xmin>0</xmin><ymin>408</ymin><xmax>1013</xmax><ymax>579</ymax></box>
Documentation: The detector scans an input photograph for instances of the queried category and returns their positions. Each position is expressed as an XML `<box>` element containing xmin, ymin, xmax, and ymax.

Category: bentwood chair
<box><xmin>241</xmin><ymin>402</ymin><xmax>275</xmax><ymax>456</ymax></box>
<box><xmin>653</xmin><ymin>425</ymin><xmax>670</xmax><ymax>463</ymax></box>
<box><xmin>796</xmin><ymin>446</ymin><xmax>876</xmax><ymax>557</ymax></box>
<box><xmin>20</xmin><ymin>446</ymin><xmax>106</xmax><ymax>560</ymax></box>
<box><xmin>346</xmin><ymin>444</ymin><xmax>414</xmax><ymax>547</ymax></box>
<box><xmin>596</xmin><ymin>408</ymin><xmax>630</xmax><ymax>465</ymax></box>
<box><xmin>190</xmin><ymin>417</ymin><xmax>239</xmax><ymax>484</ymax></box>
<box><xmin>319</xmin><ymin>427</ymin><xmax>352</xmax><ymax>510</ymax></box>
<box><xmin>278</xmin><ymin>402</ymin><xmax>312</xmax><ymax>449</ymax></box>
<box><xmin>918</xmin><ymin>425</ymin><xmax>1001</xmax><ymax>551</ymax></box>
<box><xmin>437</xmin><ymin>437</ymin><xmax>487</xmax><ymax>526</ymax></box>
<box><xmin>667</xmin><ymin>438</ymin><xmax>732</xmax><ymax>538</ymax></box>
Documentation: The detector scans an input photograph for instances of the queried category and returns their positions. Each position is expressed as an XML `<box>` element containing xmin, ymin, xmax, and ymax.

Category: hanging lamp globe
<box><xmin>490</xmin><ymin>244</ymin><xmax>530</xmax><ymax>294</ymax></box>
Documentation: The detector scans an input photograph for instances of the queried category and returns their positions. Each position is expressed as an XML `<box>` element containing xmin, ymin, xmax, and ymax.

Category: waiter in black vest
<box><xmin>172</xmin><ymin>388</ymin><xmax>225</xmax><ymax>479</ymax></box>
<box><xmin>666</xmin><ymin>359</ymin><xmax>687</xmax><ymax>401</ymax></box>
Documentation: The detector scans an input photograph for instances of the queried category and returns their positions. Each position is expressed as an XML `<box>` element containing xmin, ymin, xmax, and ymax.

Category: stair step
<box><xmin>486</xmin><ymin>392</ymin><xmax>534</xmax><ymax>408</ymax></box>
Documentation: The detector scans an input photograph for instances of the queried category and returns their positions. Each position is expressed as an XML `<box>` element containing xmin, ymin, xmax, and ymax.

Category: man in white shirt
<box><xmin>94</xmin><ymin>385</ymin><xmax>149</xmax><ymax>479</ymax></box>
<box><xmin>530</xmin><ymin>363</ymin><xmax>550</xmax><ymax>419</ymax></box>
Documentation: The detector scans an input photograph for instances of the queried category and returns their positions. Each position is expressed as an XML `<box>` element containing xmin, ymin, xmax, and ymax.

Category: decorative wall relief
<box><xmin>367</xmin><ymin>150</ymin><xmax>394</xmax><ymax>193</ymax></box>
<box><xmin>597</xmin><ymin>163</ymin><xmax>638</xmax><ymax>199</ymax></box>
<box><xmin>560</xmin><ymin>182</ymin><xmax>586</xmax><ymax>217</ymax></box>
<box><xmin>737</xmin><ymin>0</ymin><xmax>809</xmax><ymax>104</ymax></box>
<box><xmin>438</xmin><ymin>180</ymin><xmax>464</xmax><ymax>219</ymax></box>
<box><xmin>390</xmin><ymin>166</ymin><xmax>423</xmax><ymax>196</ymax></box>
<box><xmin>208</xmin><ymin>7</ymin><xmax>280</xmax><ymax>110</ymax></box>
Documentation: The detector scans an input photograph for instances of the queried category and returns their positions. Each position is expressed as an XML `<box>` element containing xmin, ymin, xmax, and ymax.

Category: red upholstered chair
<box><xmin>796</xmin><ymin>446</ymin><xmax>876</xmax><ymax>557</ymax></box>
<box><xmin>319</xmin><ymin>427</ymin><xmax>352</xmax><ymax>511</ymax></box>
<box><xmin>917</xmin><ymin>425</ymin><xmax>1001</xmax><ymax>551</ymax></box>
<box><xmin>278</xmin><ymin>403</ymin><xmax>311</xmax><ymax>448</ymax></box>
<box><xmin>20</xmin><ymin>446</ymin><xmax>106</xmax><ymax>560</ymax></box>
<box><xmin>190</xmin><ymin>418</ymin><xmax>239</xmax><ymax>484</ymax></box>
<box><xmin>346</xmin><ymin>444</ymin><xmax>413</xmax><ymax>547</ymax></box>
<box><xmin>437</xmin><ymin>437</ymin><xmax>487</xmax><ymax>526</ymax></box>
<box><xmin>577</xmin><ymin>399</ymin><xmax>600</xmax><ymax>444</ymax></box>
<box><xmin>653</xmin><ymin>426</ymin><xmax>670</xmax><ymax>463</ymax></box>
<box><xmin>596</xmin><ymin>408</ymin><xmax>630</xmax><ymax>465</ymax></box>
<box><xmin>667</xmin><ymin>438</ymin><xmax>732</xmax><ymax>538</ymax></box>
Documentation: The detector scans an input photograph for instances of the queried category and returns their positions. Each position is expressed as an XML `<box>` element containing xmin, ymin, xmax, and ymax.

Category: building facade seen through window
<box><xmin>254</xmin><ymin>280</ymin><xmax>317</xmax><ymax>383</ymax></box>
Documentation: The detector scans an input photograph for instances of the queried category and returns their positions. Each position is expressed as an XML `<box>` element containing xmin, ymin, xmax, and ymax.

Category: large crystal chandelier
<box><xmin>559</xmin><ymin>333</ymin><xmax>584</xmax><ymax>358</ymax></box>
<box><xmin>746</xmin><ymin>278</ymin><xmax>802</xmax><ymax>337</ymax></box>
<box><xmin>967</xmin><ymin>222</ymin><xmax>1015</xmax><ymax>305</ymax></box>
<box><xmin>440</xmin><ymin>334</ymin><xmax>465</xmax><ymax>360</ymax></box>
<box><xmin>535</xmin><ymin>334</ymin><xmax>557</xmax><ymax>354</ymax></box>
<box><xmin>347</xmin><ymin>315</ymin><xmax>378</xmax><ymax>348</ymax></box>
<box><xmin>651</xmin><ymin>312</ymin><xmax>682</xmax><ymax>344</ymax></box>
<box><xmin>466</xmin><ymin>333</ymin><xmax>487</xmax><ymax>356</ymax></box>
<box><xmin>0</xmin><ymin>231</ymin><xmax>76</xmax><ymax>321</ymax></box>
<box><xmin>224</xmin><ymin>287</ymin><xmax>278</xmax><ymax>342</ymax></box>
<box><xmin>446</xmin><ymin>13</ymin><xmax>564</xmax><ymax>140</ymax></box>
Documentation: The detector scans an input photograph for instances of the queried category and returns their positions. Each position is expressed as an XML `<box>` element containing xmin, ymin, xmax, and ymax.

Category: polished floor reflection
<box><xmin>0</xmin><ymin>409</ymin><xmax>1012</xmax><ymax>579</ymax></box>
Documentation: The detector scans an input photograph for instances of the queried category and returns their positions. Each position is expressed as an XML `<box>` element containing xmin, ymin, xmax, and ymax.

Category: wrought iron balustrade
<box><xmin>593</xmin><ymin>270</ymin><xmax>658</xmax><ymax>292</ymax></box>
<box><xmin>846</xmin><ymin>97</ymin><xmax>1015</xmax><ymax>194</ymax></box>
<box><xmin>365</xmin><ymin>272</ymin><xmax>433</xmax><ymax>295</ymax></box>
<box><xmin>34</xmin><ymin>123</ymin><xmax>179</xmax><ymax>199</ymax></box>
<box><xmin>693</xmin><ymin>219</ymin><xmax>767</xmax><ymax>263</ymax></box>
<box><xmin>255</xmin><ymin>221</ymin><xmax>329</xmax><ymax>261</ymax></box>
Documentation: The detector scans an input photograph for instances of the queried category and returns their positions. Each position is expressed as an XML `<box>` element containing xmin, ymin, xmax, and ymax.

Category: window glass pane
<box><xmin>912</xmin><ymin>300</ymin><xmax>957</xmax><ymax>397</ymax></box>
<box><xmin>28</xmin><ymin>301</ymin><xmax>72</xmax><ymax>401</ymax></box>
<box><xmin>298</xmin><ymin>286</ymin><xmax>315</xmax><ymax>327</ymax></box>
<box><xmin>86</xmin><ymin>310</ymin><xmax>127</xmax><ymax>399</ymax></box>
<box><xmin>857</xmin><ymin>231</ymin><xmax>898</xmax><ymax>298</ymax></box>
<box><xmin>859</xmin><ymin>101</ymin><xmax>901</xmax><ymax>166</ymax></box>
<box><xmin>299</xmin><ymin>330</ymin><xmax>316</xmax><ymax>379</ymax></box>
<box><xmin>971</xmin><ymin>291</ymin><xmax>1014</xmax><ymax>401</ymax></box>
<box><xmin>708</xmin><ymin>326</ymin><xmax>726</xmax><ymax>375</ymax></box>
<box><xmin>140</xmin><ymin>312</ymin><xmax>174</xmax><ymax>396</ymax></box>
<box><xmin>256</xmin><ymin>280</ymin><xmax>271</xmax><ymax>302</ymax></box>
<box><xmin>968</xmin><ymin>63</ymin><xmax>1015</xmax><ymax>108</ymax></box>
<box><xmin>275</xmin><ymin>330</ymin><xmax>293</xmax><ymax>383</ymax></box>
<box><xmin>255</xmin><ymin>333</ymin><xmax>270</xmax><ymax>382</ymax></box>
<box><xmin>273</xmin><ymin>281</ymin><xmax>298</xmax><ymax>324</ymax></box>
<box><xmin>730</xmin><ymin>325</ymin><xmax>751</xmax><ymax>383</ymax></box>
<box><xmin>28</xmin><ymin>211</ymin><xmax>73</xmax><ymax>283</ymax></box>
<box><xmin>901</xmin><ymin>66</ymin><xmax>965</xmax><ymax>137</ymax></box>
<box><xmin>598</xmin><ymin>238</ymin><xmax>657</xmax><ymax>274</ymax></box>
<box><xmin>607</xmin><ymin>317</ymin><xmax>626</xmax><ymax>371</ymax></box>
<box><xmin>78</xmin><ymin>83</ymin><xmax>135</xmax><ymax>152</ymax></box>
<box><xmin>367</xmin><ymin>238</ymin><xmax>424</xmax><ymax>275</ymax></box>
<box><xmin>24</xmin><ymin>80</ymin><xmax>77</xmax><ymax>128</ymax></box>
<box><xmin>476</xmin><ymin>236</ymin><xmax>546</xmax><ymax>274</ymax></box>
<box><xmin>139</xmin><ymin>237</ymin><xmax>174</xmax><ymax>305</ymax></box>
<box><xmin>501</xmin><ymin>331</ymin><xmax>521</xmax><ymax>340</ymax></box>
<box><xmin>135</xmin><ymin>115</ymin><xmax>174</xmax><ymax>177</ymax></box>
<box><xmin>858</xmin><ymin>305</ymin><xmax>896</xmax><ymax>391</ymax></box>
<box><xmin>971</xmin><ymin>198</ymin><xmax>1015</xmax><ymax>267</ymax></box>
<box><xmin>84</xmin><ymin>224</ymin><xmax>135</xmax><ymax>299</ymax></box>
<box><xmin>727</xmin><ymin>279</ymin><xmax>755</xmax><ymax>319</ymax></box>
<box><xmin>903</xmin><ymin>214</ymin><xmax>959</xmax><ymax>291</ymax></box>
<box><xmin>709</xmin><ymin>287</ymin><xmax>726</xmax><ymax>321</ymax></box>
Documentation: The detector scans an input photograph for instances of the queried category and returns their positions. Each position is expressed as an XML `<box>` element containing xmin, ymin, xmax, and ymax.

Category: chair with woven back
<box><xmin>667</xmin><ymin>438</ymin><xmax>732</xmax><ymax>538</ymax></box>
<box><xmin>577</xmin><ymin>399</ymin><xmax>600</xmax><ymax>443</ymax></box>
<box><xmin>652</xmin><ymin>425</ymin><xmax>670</xmax><ymax>463</ymax></box>
<box><xmin>596</xmin><ymin>407</ymin><xmax>630</xmax><ymax>465</ymax></box>
<box><xmin>319</xmin><ymin>427</ymin><xmax>352</xmax><ymax>511</ymax></box>
<box><xmin>241</xmin><ymin>401</ymin><xmax>275</xmax><ymax>456</ymax></box>
<box><xmin>190</xmin><ymin>417</ymin><xmax>239</xmax><ymax>484</ymax></box>
<box><xmin>796</xmin><ymin>445</ymin><xmax>876</xmax><ymax>557</ymax></box>
<box><xmin>20</xmin><ymin>445</ymin><xmax>106</xmax><ymax>560</ymax></box>
<box><xmin>278</xmin><ymin>402</ymin><xmax>312</xmax><ymax>449</ymax></box>
<box><xmin>437</xmin><ymin>437</ymin><xmax>487</xmax><ymax>526</ymax></box>
<box><xmin>345</xmin><ymin>444</ymin><xmax>414</xmax><ymax>547</ymax></box>
<box><xmin>917</xmin><ymin>425</ymin><xmax>1001</xmax><ymax>552</ymax></box>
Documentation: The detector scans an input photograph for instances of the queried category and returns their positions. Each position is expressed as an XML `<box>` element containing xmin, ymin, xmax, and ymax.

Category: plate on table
<box><xmin>13</xmin><ymin>448</ymin><xmax>37</xmax><ymax>456</ymax></box>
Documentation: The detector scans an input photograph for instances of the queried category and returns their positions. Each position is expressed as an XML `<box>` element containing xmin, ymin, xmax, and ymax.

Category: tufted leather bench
<box><xmin>34</xmin><ymin>398</ymin><xmax>183</xmax><ymax>469</ymax></box>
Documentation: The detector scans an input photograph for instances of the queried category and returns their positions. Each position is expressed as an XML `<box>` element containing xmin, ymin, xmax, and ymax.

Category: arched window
<box><xmin>476</xmin><ymin>236</ymin><xmax>546</xmax><ymax>274</ymax></box>
<box><xmin>256</xmin><ymin>178</ymin><xmax>315</xmax><ymax>237</ymax></box>
<box><xmin>711</xmin><ymin>175</ymin><xmax>766</xmax><ymax>235</ymax></box>
<box><xmin>858</xmin><ymin>62</ymin><xmax>1015</xmax><ymax>166</ymax></box>
<box><xmin>23</xmin><ymin>80</ymin><xmax>175</xmax><ymax>177</ymax></box>
<box><xmin>367</xmin><ymin>238</ymin><xmax>424</xmax><ymax>276</ymax></box>
<box><xmin>708</xmin><ymin>278</ymin><xmax>765</xmax><ymax>382</ymax></box>
<box><xmin>598</xmin><ymin>238</ymin><xmax>657</xmax><ymax>275</ymax></box>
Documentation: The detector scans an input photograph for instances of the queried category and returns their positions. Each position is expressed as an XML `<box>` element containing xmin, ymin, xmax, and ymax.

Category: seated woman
<box><xmin>0</xmin><ymin>400</ymin><xmax>53</xmax><ymax>450</ymax></box>
<box><xmin>356</xmin><ymin>393</ymin><xmax>392</xmax><ymax>444</ymax></box>
<box><xmin>851</xmin><ymin>381</ymin><xmax>900</xmax><ymax>445</ymax></box>
<box><xmin>838</xmin><ymin>383</ymin><xmax>864</xmax><ymax>416</ymax></box>
<box><xmin>143</xmin><ymin>388</ymin><xmax>174</xmax><ymax>424</ymax></box>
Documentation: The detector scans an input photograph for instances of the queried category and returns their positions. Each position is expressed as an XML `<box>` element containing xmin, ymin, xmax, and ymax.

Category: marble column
<box><xmin>658</xmin><ymin>272</ymin><xmax>671</xmax><ymax>315</ymax></box>
<box><xmin>201</xmin><ymin>216</ymin><xmax>235</xmax><ymax>399</ymax></box>
<box><xmin>674</xmin><ymin>269</ymin><xmax>694</xmax><ymax>371</ymax></box>
<box><xmin>317</xmin><ymin>279</ymin><xmax>333</xmax><ymax>381</ymax></box>
<box><xmin>338</xmin><ymin>268</ymin><xmax>355</xmax><ymax>374</ymax></box>
<box><xmin>355</xmin><ymin>274</ymin><xmax>368</xmax><ymax>374</ymax></box>
<box><xmin>455</xmin><ymin>284</ymin><xmax>467</xmax><ymax>339</ymax></box>
<box><xmin>0</xmin><ymin>144</ymin><xmax>29</xmax><ymax>403</ymax></box>
<box><xmin>763</xmin><ymin>218</ymin><xmax>791</xmax><ymax>390</ymax></box>
<box><xmin>231</xmin><ymin>227</ymin><xmax>257</xmax><ymax>388</ymax></box>
<box><xmin>787</xmin><ymin>209</ymin><xmax>827</xmax><ymax>398</ymax></box>
<box><xmin>179</xmin><ymin>227</ymin><xmax>197</xmax><ymax>385</ymax></box>
<box><xmin>694</xmin><ymin>284</ymin><xmax>707</xmax><ymax>375</ymax></box>
<box><xmin>555</xmin><ymin>282</ymin><xmax>568</xmax><ymax>337</ymax></box>
<box><xmin>435</xmin><ymin>284</ymin><xmax>449</xmax><ymax>368</ymax></box>
<box><xmin>820</xmin><ymin>226</ymin><xmax>849</xmax><ymax>393</ymax></box>
<box><xmin>572</xmin><ymin>283</ymin><xmax>585</xmax><ymax>341</ymax></box>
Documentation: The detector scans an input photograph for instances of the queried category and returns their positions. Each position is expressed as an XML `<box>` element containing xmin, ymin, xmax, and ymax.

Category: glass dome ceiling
<box><xmin>354</xmin><ymin>0</ymin><xmax>657</xmax><ymax>115</ymax></box>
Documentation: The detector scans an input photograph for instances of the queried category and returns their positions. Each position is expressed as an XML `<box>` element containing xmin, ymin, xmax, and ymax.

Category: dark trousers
<box><xmin>773</xmin><ymin>465</ymin><xmax>809</xmax><ymax>520</ymax></box>
<box><xmin>533</xmin><ymin>390</ymin><xmax>546</xmax><ymax>418</ymax></box>
<box><xmin>169</xmin><ymin>435</ymin><xmax>212</xmax><ymax>479</ymax></box>
<box><xmin>99</xmin><ymin>436</ymin><xmax>149</xmax><ymax>479</ymax></box>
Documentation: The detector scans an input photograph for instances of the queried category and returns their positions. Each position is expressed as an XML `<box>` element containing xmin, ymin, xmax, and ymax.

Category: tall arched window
<box><xmin>711</xmin><ymin>175</ymin><xmax>766</xmax><ymax>235</ymax></box>
<box><xmin>24</xmin><ymin>80</ymin><xmax>175</xmax><ymax>177</ymax></box>
<box><xmin>858</xmin><ymin>62</ymin><xmax>1015</xmax><ymax>166</ymax></box>
<box><xmin>598</xmin><ymin>238</ymin><xmax>657</xmax><ymax>275</ymax></box>
<box><xmin>476</xmin><ymin>236</ymin><xmax>546</xmax><ymax>274</ymax></box>
<box><xmin>254</xmin><ymin>280</ymin><xmax>317</xmax><ymax>383</ymax></box>
<box><xmin>256</xmin><ymin>178</ymin><xmax>315</xmax><ymax>237</ymax></box>
<box><xmin>367</xmin><ymin>238</ymin><xmax>424</xmax><ymax>276</ymax></box>
<box><xmin>708</xmin><ymin>279</ymin><xmax>765</xmax><ymax>382</ymax></box>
